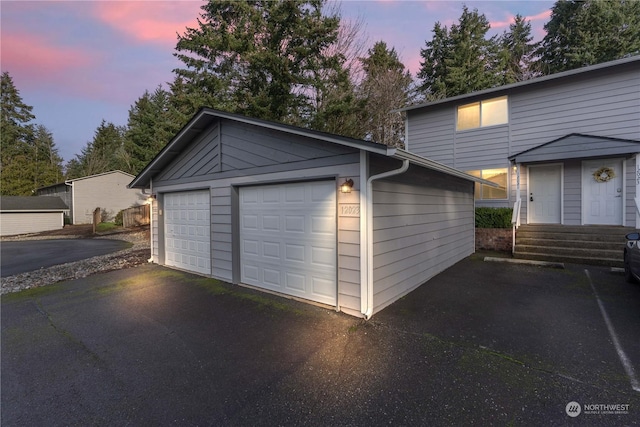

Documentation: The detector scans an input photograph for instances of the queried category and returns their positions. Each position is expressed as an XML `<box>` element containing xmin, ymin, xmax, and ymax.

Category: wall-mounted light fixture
<box><xmin>340</xmin><ymin>179</ymin><xmax>354</xmax><ymax>193</ymax></box>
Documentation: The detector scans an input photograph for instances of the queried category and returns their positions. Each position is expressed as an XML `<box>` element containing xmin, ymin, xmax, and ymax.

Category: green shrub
<box><xmin>475</xmin><ymin>207</ymin><xmax>513</xmax><ymax>228</ymax></box>
<box><xmin>114</xmin><ymin>210</ymin><xmax>124</xmax><ymax>226</ymax></box>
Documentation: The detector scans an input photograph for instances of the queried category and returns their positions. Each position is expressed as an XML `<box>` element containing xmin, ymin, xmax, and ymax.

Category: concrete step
<box><xmin>515</xmin><ymin>238</ymin><xmax>623</xmax><ymax>250</ymax></box>
<box><xmin>515</xmin><ymin>244</ymin><xmax>621</xmax><ymax>259</ymax></box>
<box><xmin>513</xmin><ymin>251</ymin><xmax>623</xmax><ymax>268</ymax></box>
<box><xmin>513</xmin><ymin>224</ymin><xmax>632</xmax><ymax>267</ymax></box>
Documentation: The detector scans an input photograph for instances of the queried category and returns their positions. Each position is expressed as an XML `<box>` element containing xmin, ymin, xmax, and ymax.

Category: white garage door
<box><xmin>240</xmin><ymin>181</ymin><xmax>337</xmax><ymax>305</ymax></box>
<box><xmin>164</xmin><ymin>190</ymin><xmax>211</xmax><ymax>275</ymax></box>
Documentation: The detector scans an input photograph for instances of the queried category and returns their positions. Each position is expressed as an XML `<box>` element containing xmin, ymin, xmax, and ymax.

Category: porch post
<box><xmin>636</xmin><ymin>154</ymin><xmax>640</xmax><ymax>228</ymax></box>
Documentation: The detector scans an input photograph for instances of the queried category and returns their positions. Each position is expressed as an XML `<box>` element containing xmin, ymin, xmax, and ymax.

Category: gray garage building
<box><xmin>129</xmin><ymin>109</ymin><xmax>485</xmax><ymax>318</ymax></box>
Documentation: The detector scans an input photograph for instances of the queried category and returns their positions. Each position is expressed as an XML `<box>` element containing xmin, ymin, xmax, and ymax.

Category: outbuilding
<box><xmin>0</xmin><ymin>196</ymin><xmax>68</xmax><ymax>236</ymax></box>
<box><xmin>130</xmin><ymin>109</ymin><xmax>486</xmax><ymax>318</ymax></box>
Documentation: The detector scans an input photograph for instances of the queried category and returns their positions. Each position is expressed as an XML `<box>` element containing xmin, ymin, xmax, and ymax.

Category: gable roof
<box><xmin>36</xmin><ymin>170</ymin><xmax>135</xmax><ymax>192</ymax></box>
<box><xmin>0</xmin><ymin>196</ymin><xmax>68</xmax><ymax>212</ymax></box>
<box><xmin>508</xmin><ymin>134</ymin><xmax>640</xmax><ymax>164</ymax></box>
<box><xmin>397</xmin><ymin>55</ymin><xmax>640</xmax><ymax>113</ymax></box>
<box><xmin>129</xmin><ymin>108</ymin><xmax>493</xmax><ymax>189</ymax></box>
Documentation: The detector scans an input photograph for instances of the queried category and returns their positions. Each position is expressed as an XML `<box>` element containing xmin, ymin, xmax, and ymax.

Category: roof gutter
<box><xmin>361</xmin><ymin>154</ymin><xmax>410</xmax><ymax>319</ymax></box>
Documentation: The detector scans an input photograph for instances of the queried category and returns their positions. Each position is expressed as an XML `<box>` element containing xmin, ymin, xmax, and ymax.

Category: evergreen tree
<box><xmin>496</xmin><ymin>14</ymin><xmax>539</xmax><ymax>84</ymax></box>
<box><xmin>1</xmin><ymin>72</ymin><xmax>63</xmax><ymax>195</ymax></box>
<box><xmin>173</xmin><ymin>0</ymin><xmax>343</xmax><ymax>124</ymax></box>
<box><xmin>418</xmin><ymin>6</ymin><xmax>499</xmax><ymax>98</ymax></box>
<box><xmin>32</xmin><ymin>124</ymin><xmax>64</xmax><ymax>188</ymax></box>
<box><xmin>417</xmin><ymin>22</ymin><xmax>451</xmax><ymax>99</ymax></box>
<box><xmin>66</xmin><ymin>120</ymin><xmax>127</xmax><ymax>179</ymax></box>
<box><xmin>358</xmin><ymin>41</ymin><xmax>414</xmax><ymax>147</ymax></box>
<box><xmin>538</xmin><ymin>0</ymin><xmax>640</xmax><ymax>74</ymax></box>
<box><xmin>124</xmin><ymin>86</ymin><xmax>181</xmax><ymax>174</ymax></box>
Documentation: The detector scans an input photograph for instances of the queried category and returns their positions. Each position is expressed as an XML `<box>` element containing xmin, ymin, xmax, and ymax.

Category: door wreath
<box><xmin>593</xmin><ymin>166</ymin><xmax>615</xmax><ymax>183</ymax></box>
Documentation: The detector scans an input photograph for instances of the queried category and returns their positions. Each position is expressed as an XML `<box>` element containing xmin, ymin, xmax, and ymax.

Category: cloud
<box><xmin>1</xmin><ymin>32</ymin><xmax>98</xmax><ymax>83</ymax></box>
<box><xmin>92</xmin><ymin>1</ymin><xmax>201</xmax><ymax>46</ymax></box>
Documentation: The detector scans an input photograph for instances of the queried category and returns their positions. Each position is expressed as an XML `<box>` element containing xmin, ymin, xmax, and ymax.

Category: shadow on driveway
<box><xmin>2</xmin><ymin>255</ymin><xmax>640</xmax><ymax>425</ymax></box>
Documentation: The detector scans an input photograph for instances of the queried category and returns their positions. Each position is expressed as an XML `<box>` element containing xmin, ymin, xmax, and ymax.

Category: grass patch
<box><xmin>193</xmin><ymin>277</ymin><xmax>302</xmax><ymax>314</ymax></box>
<box><xmin>96</xmin><ymin>222</ymin><xmax>118</xmax><ymax>232</ymax></box>
<box><xmin>2</xmin><ymin>283</ymin><xmax>67</xmax><ymax>302</ymax></box>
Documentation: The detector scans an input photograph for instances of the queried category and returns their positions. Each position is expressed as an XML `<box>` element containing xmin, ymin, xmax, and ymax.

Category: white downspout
<box><xmin>147</xmin><ymin>178</ymin><xmax>154</xmax><ymax>263</ymax></box>
<box><xmin>361</xmin><ymin>157</ymin><xmax>410</xmax><ymax>320</ymax></box>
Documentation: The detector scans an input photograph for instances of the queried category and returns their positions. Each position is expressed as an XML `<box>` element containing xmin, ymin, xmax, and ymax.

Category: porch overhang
<box><xmin>508</xmin><ymin>134</ymin><xmax>640</xmax><ymax>164</ymax></box>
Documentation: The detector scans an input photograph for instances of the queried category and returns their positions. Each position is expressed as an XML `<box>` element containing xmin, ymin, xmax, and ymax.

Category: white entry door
<box><xmin>582</xmin><ymin>159</ymin><xmax>623</xmax><ymax>225</ymax></box>
<box><xmin>164</xmin><ymin>190</ymin><xmax>211</xmax><ymax>275</ymax></box>
<box><xmin>239</xmin><ymin>181</ymin><xmax>337</xmax><ymax>306</ymax></box>
<box><xmin>529</xmin><ymin>164</ymin><xmax>562</xmax><ymax>224</ymax></box>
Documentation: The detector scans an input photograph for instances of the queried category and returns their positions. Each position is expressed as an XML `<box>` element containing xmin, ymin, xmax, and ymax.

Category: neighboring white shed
<box><xmin>130</xmin><ymin>109</ymin><xmax>490</xmax><ymax>318</ymax></box>
<box><xmin>37</xmin><ymin>171</ymin><xmax>145</xmax><ymax>224</ymax></box>
<box><xmin>0</xmin><ymin>196</ymin><xmax>68</xmax><ymax>236</ymax></box>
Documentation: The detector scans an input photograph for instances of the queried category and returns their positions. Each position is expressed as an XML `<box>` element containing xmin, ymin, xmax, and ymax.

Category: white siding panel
<box><xmin>73</xmin><ymin>172</ymin><xmax>142</xmax><ymax>224</ymax></box>
<box><xmin>0</xmin><ymin>212</ymin><xmax>63</xmax><ymax>236</ymax></box>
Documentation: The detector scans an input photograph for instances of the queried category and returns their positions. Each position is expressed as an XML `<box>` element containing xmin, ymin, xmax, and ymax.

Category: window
<box><xmin>468</xmin><ymin>168</ymin><xmax>508</xmax><ymax>200</ymax></box>
<box><xmin>456</xmin><ymin>96</ymin><xmax>508</xmax><ymax>130</ymax></box>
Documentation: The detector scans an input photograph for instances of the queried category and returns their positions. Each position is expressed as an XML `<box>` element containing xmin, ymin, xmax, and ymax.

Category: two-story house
<box><xmin>37</xmin><ymin>170</ymin><xmax>145</xmax><ymax>224</ymax></box>
<box><xmin>400</xmin><ymin>56</ymin><xmax>640</xmax><ymax>230</ymax></box>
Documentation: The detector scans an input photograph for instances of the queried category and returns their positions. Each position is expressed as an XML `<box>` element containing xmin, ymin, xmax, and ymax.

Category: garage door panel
<box><xmin>240</xmin><ymin>181</ymin><xmax>337</xmax><ymax>305</ymax></box>
<box><xmin>164</xmin><ymin>190</ymin><xmax>211</xmax><ymax>276</ymax></box>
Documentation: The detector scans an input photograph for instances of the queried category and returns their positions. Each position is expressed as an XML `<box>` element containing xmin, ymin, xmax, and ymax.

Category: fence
<box><xmin>122</xmin><ymin>204</ymin><xmax>150</xmax><ymax>228</ymax></box>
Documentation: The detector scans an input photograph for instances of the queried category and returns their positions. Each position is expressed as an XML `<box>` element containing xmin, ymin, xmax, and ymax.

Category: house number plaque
<box><xmin>340</xmin><ymin>204</ymin><xmax>360</xmax><ymax>217</ymax></box>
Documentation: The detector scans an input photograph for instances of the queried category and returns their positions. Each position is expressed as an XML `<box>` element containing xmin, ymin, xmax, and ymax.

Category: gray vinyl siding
<box><xmin>211</xmin><ymin>186</ymin><xmax>233</xmax><ymax>282</ymax></box>
<box><xmin>154</xmin><ymin>120</ymin><xmax>359</xmax><ymax>187</ymax></box>
<box><xmin>155</xmin><ymin>122</ymin><xmax>220</xmax><ymax>183</ymax></box>
<box><xmin>625</xmin><ymin>157</ymin><xmax>637</xmax><ymax>227</ymax></box>
<box><xmin>563</xmin><ymin>160</ymin><xmax>581</xmax><ymax>225</ymax></box>
<box><xmin>510</xmin><ymin>72</ymin><xmax>639</xmax><ymax>154</ymax></box>
<box><xmin>454</xmin><ymin>125</ymin><xmax>510</xmax><ymax>170</ymax></box>
<box><xmin>407</xmin><ymin>63</ymin><xmax>639</xmax><ymax>167</ymax></box>
<box><xmin>406</xmin><ymin>108</ymin><xmax>454</xmax><ymax>165</ymax></box>
<box><xmin>371</xmin><ymin>166</ymin><xmax>474</xmax><ymax>314</ymax></box>
<box><xmin>337</xmin><ymin>177</ymin><xmax>361</xmax><ymax>316</ymax></box>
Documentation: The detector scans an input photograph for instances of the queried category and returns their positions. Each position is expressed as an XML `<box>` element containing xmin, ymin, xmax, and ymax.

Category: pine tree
<box><xmin>538</xmin><ymin>0</ymin><xmax>640</xmax><ymax>74</ymax></box>
<box><xmin>124</xmin><ymin>86</ymin><xmax>181</xmax><ymax>174</ymax></box>
<box><xmin>1</xmin><ymin>72</ymin><xmax>63</xmax><ymax>195</ymax></box>
<box><xmin>173</xmin><ymin>0</ymin><xmax>343</xmax><ymax>124</ymax></box>
<box><xmin>66</xmin><ymin>120</ymin><xmax>127</xmax><ymax>179</ymax></box>
<box><xmin>417</xmin><ymin>6</ymin><xmax>499</xmax><ymax>98</ymax></box>
<box><xmin>496</xmin><ymin>14</ymin><xmax>539</xmax><ymax>84</ymax></box>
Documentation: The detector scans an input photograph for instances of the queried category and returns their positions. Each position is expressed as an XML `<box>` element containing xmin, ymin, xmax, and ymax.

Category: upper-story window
<box><xmin>456</xmin><ymin>96</ymin><xmax>508</xmax><ymax>131</ymax></box>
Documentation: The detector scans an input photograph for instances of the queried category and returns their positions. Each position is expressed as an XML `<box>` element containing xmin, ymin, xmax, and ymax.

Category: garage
<box><xmin>130</xmin><ymin>109</ymin><xmax>484</xmax><ymax>318</ymax></box>
<box><xmin>164</xmin><ymin>190</ymin><xmax>211</xmax><ymax>275</ymax></box>
<box><xmin>239</xmin><ymin>181</ymin><xmax>337</xmax><ymax>305</ymax></box>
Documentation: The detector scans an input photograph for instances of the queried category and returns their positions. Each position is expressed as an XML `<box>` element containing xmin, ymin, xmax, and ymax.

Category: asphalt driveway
<box><xmin>1</xmin><ymin>239</ymin><xmax>132</xmax><ymax>276</ymax></box>
<box><xmin>2</xmin><ymin>255</ymin><xmax>640</xmax><ymax>425</ymax></box>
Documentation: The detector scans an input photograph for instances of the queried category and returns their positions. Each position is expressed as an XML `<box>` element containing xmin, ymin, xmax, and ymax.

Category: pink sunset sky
<box><xmin>1</xmin><ymin>0</ymin><xmax>554</xmax><ymax>162</ymax></box>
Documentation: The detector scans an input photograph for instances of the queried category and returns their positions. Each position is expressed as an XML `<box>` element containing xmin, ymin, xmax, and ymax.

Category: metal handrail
<box><xmin>511</xmin><ymin>199</ymin><xmax>522</xmax><ymax>254</ymax></box>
